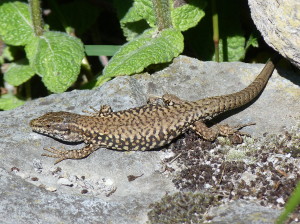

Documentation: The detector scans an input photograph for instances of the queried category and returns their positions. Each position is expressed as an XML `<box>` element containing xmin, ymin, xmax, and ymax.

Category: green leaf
<box><xmin>4</xmin><ymin>60</ymin><xmax>35</xmax><ymax>86</ymax></box>
<box><xmin>0</xmin><ymin>45</ymin><xmax>15</xmax><ymax>64</ymax></box>
<box><xmin>172</xmin><ymin>0</ymin><xmax>206</xmax><ymax>31</ymax></box>
<box><xmin>0</xmin><ymin>94</ymin><xmax>25</xmax><ymax>110</ymax></box>
<box><xmin>25</xmin><ymin>31</ymin><xmax>84</xmax><ymax>93</ymax></box>
<box><xmin>0</xmin><ymin>1</ymin><xmax>34</xmax><ymax>46</ymax></box>
<box><xmin>120</xmin><ymin>0</ymin><xmax>152</xmax><ymax>40</ymax></box>
<box><xmin>217</xmin><ymin>36</ymin><xmax>246</xmax><ymax>61</ymax></box>
<box><xmin>96</xmin><ymin>28</ymin><xmax>183</xmax><ymax>86</ymax></box>
<box><xmin>135</xmin><ymin>0</ymin><xmax>156</xmax><ymax>27</ymax></box>
<box><xmin>245</xmin><ymin>34</ymin><xmax>259</xmax><ymax>50</ymax></box>
<box><xmin>120</xmin><ymin>0</ymin><xmax>206</xmax><ymax>40</ymax></box>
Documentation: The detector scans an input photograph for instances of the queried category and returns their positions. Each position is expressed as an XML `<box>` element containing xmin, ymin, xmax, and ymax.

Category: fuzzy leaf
<box><xmin>246</xmin><ymin>34</ymin><xmax>259</xmax><ymax>49</ymax></box>
<box><xmin>96</xmin><ymin>28</ymin><xmax>183</xmax><ymax>86</ymax></box>
<box><xmin>120</xmin><ymin>0</ymin><xmax>206</xmax><ymax>40</ymax></box>
<box><xmin>0</xmin><ymin>45</ymin><xmax>15</xmax><ymax>64</ymax></box>
<box><xmin>4</xmin><ymin>61</ymin><xmax>35</xmax><ymax>86</ymax></box>
<box><xmin>217</xmin><ymin>36</ymin><xmax>245</xmax><ymax>62</ymax></box>
<box><xmin>172</xmin><ymin>0</ymin><xmax>206</xmax><ymax>31</ymax></box>
<box><xmin>134</xmin><ymin>0</ymin><xmax>156</xmax><ymax>27</ymax></box>
<box><xmin>0</xmin><ymin>1</ymin><xmax>34</xmax><ymax>45</ymax></box>
<box><xmin>0</xmin><ymin>94</ymin><xmax>25</xmax><ymax>110</ymax></box>
<box><xmin>120</xmin><ymin>0</ymin><xmax>153</xmax><ymax>40</ymax></box>
<box><xmin>25</xmin><ymin>31</ymin><xmax>84</xmax><ymax>93</ymax></box>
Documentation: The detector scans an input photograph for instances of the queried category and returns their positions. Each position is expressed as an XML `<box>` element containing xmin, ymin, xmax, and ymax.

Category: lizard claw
<box><xmin>41</xmin><ymin>145</ymin><xmax>97</xmax><ymax>164</ymax></box>
<box><xmin>232</xmin><ymin>122</ymin><xmax>256</xmax><ymax>131</ymax></box>
<box><xmin>42</xmin><ymin>147</ymin><xmax>68</xmax><ymax>164</ymax></box>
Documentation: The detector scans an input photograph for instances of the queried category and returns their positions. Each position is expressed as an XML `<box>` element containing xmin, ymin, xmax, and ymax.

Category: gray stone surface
<box><xmin>0</xmin><ymin>56</ymin><xmax>299</xmax><ymax>223</ymax></box>
<box><xmin>0</xmin><ymin>168</ymin><xmax>152</xmax><ymax>224</ymax></box>
<box><xmin>207</xmin><ymin>200</ymin><xmax>281</xmax><ymax>224</ymax></box>
<box><xmin>248</xmin><ymin>0</ymin><xmax>300</xmax><ymax>68</ymax></box>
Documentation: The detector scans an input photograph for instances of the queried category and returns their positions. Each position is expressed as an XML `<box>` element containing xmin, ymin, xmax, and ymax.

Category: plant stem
<box><xmin>25</xmin><ymin>80</ymin><xmax>31</xmax><ymax>100</ymax></box>
<box><xmin>29</xmin><ymin>0</ymin><xmax>43</xmax><ymax>36</ymax></box>
<box><xmin>152</xmin><ymin>0</ymin><xmax>172</xmax><ymax>31</ymax></box>
<box><xmin>211</xmin><ymin>0</ymin><xmax>219</xmax><ymax>62</ymax></box>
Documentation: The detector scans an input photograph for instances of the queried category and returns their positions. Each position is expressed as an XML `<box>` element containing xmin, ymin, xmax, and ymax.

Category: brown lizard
<box><xmin>30</xmin><ymin>56</ymin><xmax>280</xmax><ymax>164</ymax></box>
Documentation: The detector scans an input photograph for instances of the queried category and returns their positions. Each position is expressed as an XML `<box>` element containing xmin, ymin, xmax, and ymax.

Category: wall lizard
<box><xmin>30</xmin><ymin>56</ymin><xmax>280</xmax><ymax>164</ymax></box>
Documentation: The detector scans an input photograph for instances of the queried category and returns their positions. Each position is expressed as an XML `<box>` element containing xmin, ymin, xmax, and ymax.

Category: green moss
<box><xmin>147</xmin><ymin>192</ymin><xmax>217</xmax><ymax>224</ymax></box>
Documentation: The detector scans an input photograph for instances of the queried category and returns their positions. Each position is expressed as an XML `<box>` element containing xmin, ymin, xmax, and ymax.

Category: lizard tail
<box><xmin>218</xmin><ymin>54</ymin><xmax>282</xmax><ymax>111</ymax></box>
<box><xmin>192</xmin><ymin>55</ymin><xmax>282</xmax><ymax>119</ymax></box>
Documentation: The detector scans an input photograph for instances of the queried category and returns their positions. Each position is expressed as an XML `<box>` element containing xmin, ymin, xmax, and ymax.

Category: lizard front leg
<box><xmin>42</xmin><ymin>144</ymin><xmax>99</xmax><ymax>164</ymax></box>
<box><xmin>82</xmin><ymin>105</ymin><xmax>113</xmax><ymax>117</ymax></box>
<box><xmin>148</xmin><ymin>93</ymin><xmax>186</xmax><ymax>106</ymax></box>
<box><xmin>161</xmin><ymin>94</ymin><xmax>187</xmax><ymax>105</ymax></box>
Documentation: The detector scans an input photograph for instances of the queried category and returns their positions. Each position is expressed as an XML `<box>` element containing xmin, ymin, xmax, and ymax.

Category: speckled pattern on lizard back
<box><xmin>30</xmin><ymin>56</ymin><xmax>280</xmax><ymax>164</ymax></box>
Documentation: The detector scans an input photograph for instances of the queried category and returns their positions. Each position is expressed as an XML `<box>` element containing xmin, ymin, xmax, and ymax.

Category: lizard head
<box><xmin>30</xmin><ymin>111</ymin><xmax>84</xmax><ymax>142</ymax></box>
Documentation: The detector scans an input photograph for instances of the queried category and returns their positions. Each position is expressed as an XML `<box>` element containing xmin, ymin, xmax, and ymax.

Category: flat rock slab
<box><xmin>0</xmin><ymin>56</ymin><xmax>299</xmax><ymax>223</ymax></box>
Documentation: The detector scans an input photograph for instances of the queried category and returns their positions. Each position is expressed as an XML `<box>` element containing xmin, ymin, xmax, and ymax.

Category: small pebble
<box><xmin>45</xmin><ymin>186</ymin><xmax>57</xmax><ymax>192</ymax></box>
<box><xmin>57</xmin><ymin>178</ymin><xmax>73</xmax><ymax>187</ymax></box>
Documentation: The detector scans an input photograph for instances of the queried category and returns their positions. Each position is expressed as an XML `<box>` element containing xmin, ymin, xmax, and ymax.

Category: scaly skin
<box><xmin>30</xmin><ymin>56</ymin><xmax>280</xmax><ymax>164</ymax></box>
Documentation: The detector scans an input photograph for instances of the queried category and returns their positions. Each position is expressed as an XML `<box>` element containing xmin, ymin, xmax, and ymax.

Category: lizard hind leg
<box><xmin>42</xmin><ymin>144</ymin><xmax>98</xmax><ymax>164</ymax></box>
<box><xmin>192</xmin><ymin>120</ymin><xmax>255</xmax><ymax>142</ymax></box>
